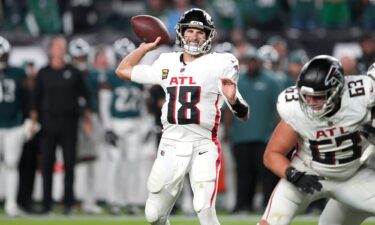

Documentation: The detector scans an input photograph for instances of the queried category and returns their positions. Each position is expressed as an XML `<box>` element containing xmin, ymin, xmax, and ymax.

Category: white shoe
<box><xmin>5</xmin><ymin>203</ymin><xmax>23</xmax><ymax>217</ymax></box>
<box><xmin>82</xmin><ymin>203</ymin><xmax>102</xmax><ymax>214</ymax></box>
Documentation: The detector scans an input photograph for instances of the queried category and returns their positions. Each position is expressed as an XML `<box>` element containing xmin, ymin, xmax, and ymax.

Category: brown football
<box><xmin>131</xmin><ymin>15</ymin><xmax>170</xmax><ymax>45</ymax></box>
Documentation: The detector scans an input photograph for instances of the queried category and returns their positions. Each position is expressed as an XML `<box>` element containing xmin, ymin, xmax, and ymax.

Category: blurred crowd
<box><xmin>1</xmin><ymin>0</ymin><xmax>375</xmax><ymax>34</ymax></box>
<box><xmin>1</xmin><ymin>0</ymin><xmax>375</xmax><ymax>218</ymax></box>
<box><xmin>1</xmin><ymin>0</ymin><xmax>375</xmax><ymax>43</ymax></box>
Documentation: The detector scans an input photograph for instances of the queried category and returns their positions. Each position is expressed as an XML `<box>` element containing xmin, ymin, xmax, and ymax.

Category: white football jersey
<box><xmin>132</xmin><ymin>52</ymin><xmax>240</xmax><ymax>141</ymax></box>
<box><xmin>278</xmin><ymin>75</ymin><xmax>375</xmax><ymax>179</ymax></box>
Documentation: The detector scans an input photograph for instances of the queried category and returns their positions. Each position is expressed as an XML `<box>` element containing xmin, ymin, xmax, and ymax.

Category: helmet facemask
<box><xmin>175</xmin><ymin>8</ymin><xmax>216</xmax><ymax>55</ymax></box>
<box><xmin>298</xmin><ymin>81</ymin><xmax>343</xmax><ymax>119</ymax></box>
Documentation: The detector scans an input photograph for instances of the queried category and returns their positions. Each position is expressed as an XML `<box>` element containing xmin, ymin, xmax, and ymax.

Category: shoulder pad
<box><xmin>277</xmin><ymin>86</ymin><xmax>300</xmax><ymax>122</ymax></box>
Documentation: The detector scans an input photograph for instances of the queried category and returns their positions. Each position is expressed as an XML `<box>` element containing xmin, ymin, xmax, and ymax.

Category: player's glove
<box><xmin>105</xmin><ymin>130</ymin><xmax>118</xmax><ymax>147</ymax></box>
<box><xmin>285</xmin><ymin>167</ymin><xmax>324</xmax><ymax>194</ymax></box>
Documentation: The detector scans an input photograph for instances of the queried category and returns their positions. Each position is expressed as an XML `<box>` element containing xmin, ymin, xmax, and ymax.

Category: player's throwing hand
<box><xmin>139</xmin><ymin>36</ymin><xmax>161</xmax><ymax>51</ymax></box>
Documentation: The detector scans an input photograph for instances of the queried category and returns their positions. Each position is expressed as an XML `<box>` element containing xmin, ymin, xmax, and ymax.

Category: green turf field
<box><xmin>0</xmin><ymin>216</ymin><xmax>374</xmax><ymax>225</ymax></box>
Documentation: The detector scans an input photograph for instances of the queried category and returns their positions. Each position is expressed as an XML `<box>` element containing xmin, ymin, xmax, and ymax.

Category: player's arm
<box><xmin>265</xmin><ymin>120</ymin><xmax>324</xmax><ymax>194</ymax></box>
<box><xmin>229</xmin><ymin>96</ymin><xmax>249</xmax><ymax>121</ymax></box>
<box><xmin>115</xmin><ymin>37</ymin><xmax>161</xmax><ymax>80</ymax></box>
<box><xmin>98</xmin><ymin>82</ymin><xmax>119</xmax><ymax>147</ymax></box>
<box><xmin>221</xmin><ymin>78</ymin><xmax>249</xmax><ymax>121</ymax></box>
<box><xmin>220</xmin><ymin>54</ymin><xmax>249</xmax><ymax>120</ymax></box>
<box><xmin>264</xmin><ymin>120</ymin><xmax>299</xmax><ymax>178</ymax></box>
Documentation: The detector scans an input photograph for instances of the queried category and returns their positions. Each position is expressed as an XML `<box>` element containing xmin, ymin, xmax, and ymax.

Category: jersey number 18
<box><xmin>167</xmin><ymin>86</ymin><xmax>201</xmax><ymax>124</ymax></box>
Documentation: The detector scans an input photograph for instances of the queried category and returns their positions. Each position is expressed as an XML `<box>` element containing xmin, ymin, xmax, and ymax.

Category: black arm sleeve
<box><xmin>230</xmin><ymin>98</ymin><xmax>249</xmax><ymax>118</ymax></box>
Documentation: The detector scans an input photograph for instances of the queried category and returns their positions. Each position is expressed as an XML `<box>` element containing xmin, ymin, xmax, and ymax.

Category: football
<box><xmin>130</xmin><ymin>15</ymin><xmax>170</xmax><ymax>45</ymax></box>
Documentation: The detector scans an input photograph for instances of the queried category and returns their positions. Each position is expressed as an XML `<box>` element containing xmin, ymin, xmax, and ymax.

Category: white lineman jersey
<box><xmin>261</xmin><ymin>75</ymin><xmax>375</xmax><ymax>225</ymax></box>
<box><xmin>132</xmin><ymin>52</ymin><xmax>241</xmax><ymax>141</ymax></box>
<box><xmin>278</xmin><ymin>75</ymin><xmax>375</xmax><ymax>179</ymax></box>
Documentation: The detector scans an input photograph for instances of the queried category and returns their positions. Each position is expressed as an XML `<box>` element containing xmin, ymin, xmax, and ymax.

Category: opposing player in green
<box><xmin>99</xmin><ymin>37</ymin><xmax>147</xmax><ymax>215</ymax></box>
<box><xmin>0</xmin><ymin>36</ymin><xmax>38</xmax><ymax>216</ymax></box>
<box><xmin>69</xmin><ymin>38</ymin><xmax>104</xmax><ymax>214</ymax></box>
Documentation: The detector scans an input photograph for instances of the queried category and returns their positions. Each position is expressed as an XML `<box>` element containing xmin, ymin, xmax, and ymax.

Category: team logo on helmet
<box><xmin>324</xmin><ymin>65</ymin><xmax>342</xmax><ymax>86</ymax></box>
<box><xmin>297</xmin><ymin>55</ymin><xmax>345</xmax><ymax>119</ymax></box>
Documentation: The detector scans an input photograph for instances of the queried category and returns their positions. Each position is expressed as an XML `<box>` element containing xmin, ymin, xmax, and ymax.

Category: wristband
<box><xmin>230</xmin><ymin>98</ymin><xmax>248</xmax><ymax>118</ymax></box>
<box><xmin>285</xmin><ymin>166</ymin><xmax>301</xmax><ymax>182</ymax></box>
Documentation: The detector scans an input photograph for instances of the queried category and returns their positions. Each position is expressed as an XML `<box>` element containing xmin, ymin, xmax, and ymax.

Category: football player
<box><xmin>68</xmin><ymin>38</ymin><xmax>104</xmax><ymax>214</ymax></box>
<box><xmin>317</xmin><ymin>63</ymin><xmax>375</xmax><ymax>225</ymax></box>
<box><xmin>0</xmin><ymin>36</ymin><xmax>36</xmax><ymax>216</ymax></box>
<box><xmin>115</xmin><ymin>8</ymin><xmax>249</xmax><ymax>225</ymax></box>
<box><xmin>258</xmin><ymin>55</ymin><xmax>375</xmax><ymax>225</ymax></box>
<box><xmin>99</xmin><ymin>37</ymin><xmax>147</xmax><ymax>215</ymax></box>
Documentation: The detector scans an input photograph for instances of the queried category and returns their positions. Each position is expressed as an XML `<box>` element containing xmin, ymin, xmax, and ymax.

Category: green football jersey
<box><xmin>0</xmin><ymin>67</ymin><xmax>26</xmax><ymax>128</ymax></box>
<box><xmin>106</xmin><ymin>69</ymin><xmax>144</xmax><ymax>119</ymax></box>
<box><xmin>85</xmin><ymin>69</ymin><xmax>105</xmax><ymax>113</ymax></box>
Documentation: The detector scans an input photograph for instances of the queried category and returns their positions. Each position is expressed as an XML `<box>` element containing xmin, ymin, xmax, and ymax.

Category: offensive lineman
<box><xmin>258</xmin><ymin>55</ymin><xmax>375</xmax><ymax>225</ymax></box>
<box><xmin>115</xmin><ymin>8</ymin><xmax>249</xmax><ymax>225</ymax></box>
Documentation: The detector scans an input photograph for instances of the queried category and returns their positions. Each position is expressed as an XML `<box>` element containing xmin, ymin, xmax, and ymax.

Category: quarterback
<box><xmin>258</xmin><ymin>55</ymin><xmax>375</xmax><ymax>225</ymax></box>
<box><xmin>116</xmin><ymin>8</ymin><xmax>249</xmax><ymax>225</ymax></box>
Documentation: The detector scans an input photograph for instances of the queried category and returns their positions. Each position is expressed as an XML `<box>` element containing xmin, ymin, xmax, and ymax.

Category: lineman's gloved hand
<box><xmin>105</xmin><ymin>130</ymin><xmax>118</xmax><ymax>147</ymax></box>
<box><xmin>285</xmin><ymin>167</ymin><xmax>324</xmax><ymax>194</ymax></box>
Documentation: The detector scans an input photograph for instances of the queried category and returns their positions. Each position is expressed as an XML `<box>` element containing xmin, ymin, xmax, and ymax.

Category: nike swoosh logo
<box><xmin>198</xmin><ymin>151</ymin><xmax>208</xmax><ymax>155</ymax></box>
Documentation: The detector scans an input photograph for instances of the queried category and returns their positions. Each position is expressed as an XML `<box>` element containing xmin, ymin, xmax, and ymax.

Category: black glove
<box><xmin>285</xmin><ymin>167</ymin><xmax>324</xmax><ymax>194</ymax></box>
<box><xmin>105</xmin><ymin>130</ymin><xmax>118</xmax><ymax>147</ymax></box>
